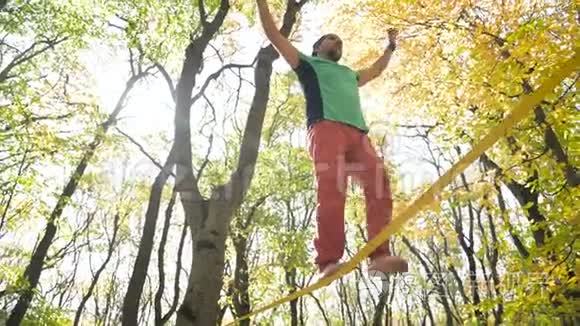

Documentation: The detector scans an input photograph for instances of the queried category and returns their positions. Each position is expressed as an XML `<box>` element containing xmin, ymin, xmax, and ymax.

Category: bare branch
<box><xmin>199</xmin><ymin>94</ymin><xmax>217</xmax><ymax>134</ymax></box>
<box><xmin>241</xmin><ymin>195</ymin><xmax>269</xmax><ymax>229</ymax></box>
<box><xmin>0</xmin><ymin>37</ymin><xmax>67</xmax><ymax>83</ymax></box>
<box><xmin>107</xmin><ymin>22</ymin><xmax>125</xmax><ymax>31</ymax></box>
<box><xmin>196</xmin><ymin>98</ymin><xmax>215</xmax><ymax>180</ymax></box>
<box><xmin>73</xmin><ymin>213</ymin><xmax>122</xmax><ymax>326</ymax></box>
<box><xmin>207</xmin><ymin>43</ymin><xmax>224</xmax><ymax>64</ymax></box>
<box><xmin>0</xmin><ymin>149</ymin><xmax>28</xmax><ymax>236</ymax></box>
<box><xmin>154</xmin><ymin>62</ymin><xmax>176</xmax><ymax>102</ymax></box>
<box><xmin>128</xmin><ymin>48</ymin><xmax>136</xmax><ymax>77</ymax></box>
<box><xmin>190</xmin><ymin>61</ymin><xmax>257</xmax><ymax>108</ymax></box>
<box><xmin>2</xmin><ymin>112</ymin><xmax>76</xmax><ymax>132</ymax></box>
<box><xmin>395</xmin><ymin>123</ymin><xmax>439</xmax><ymax>129</ymax></box>
<box><xmin>115</xmin><ymin>127</ymin><xmax>176</xmax><ymax>178</ymax></box>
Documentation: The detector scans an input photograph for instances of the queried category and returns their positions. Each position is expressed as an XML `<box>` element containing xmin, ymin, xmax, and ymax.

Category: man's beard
<box><xmin>327</xmin><ymin>49</ymin><xmax>342</xmax><ymax>62</ymax></box>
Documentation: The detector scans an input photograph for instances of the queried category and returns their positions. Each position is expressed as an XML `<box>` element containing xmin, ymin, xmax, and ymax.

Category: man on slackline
<box><xmin>256</xmin><ymin>0</ymin><xmax>408</xmax><ymax>279</ymax></box>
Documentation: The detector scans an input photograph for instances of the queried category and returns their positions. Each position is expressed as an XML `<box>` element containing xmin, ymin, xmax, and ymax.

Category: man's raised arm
<box><xmin>357</xmin><ymin>29</ymin><xmax>399</xmax><ymax>87</ymax></box>
<box><xmin>256</xmin><ymin>0</ymin><xmax>300</xmax><ymax>69</ymax></box>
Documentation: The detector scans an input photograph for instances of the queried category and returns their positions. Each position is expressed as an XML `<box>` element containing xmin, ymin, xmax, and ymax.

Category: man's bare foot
<box><xmin>316</xmin><ymin>262</ymin><xmax>344</xmax><ymax>281</ymax></box>
<box><xmin>368</xmin><ymin>255</ymin><xmax>408</xmax><ymax>277</ymax></box>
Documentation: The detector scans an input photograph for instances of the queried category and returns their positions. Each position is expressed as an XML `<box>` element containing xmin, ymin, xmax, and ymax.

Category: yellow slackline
<box><xmin>225</xmin><ymin>49</ymin><xmax>579</xmax><ymax>326</ymax></box>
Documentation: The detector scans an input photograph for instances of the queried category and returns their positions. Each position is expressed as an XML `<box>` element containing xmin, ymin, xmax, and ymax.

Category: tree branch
<box><xmin>0</xmin><ymin>37</ymin><xmax>67</xmax><ymax>83</ymax></box>
<box><xmin>195</xmin><ymin>133</ymin><xmax>214</xmax><ymax>181</ymax></box>
<box><xmin>161</xmin><ymin>221</ymin><xmax>188</xmax><ymax>323</ymax></box>
<box><xmin>190</xmin><ymin>61</ymin><xmax>257</xmax><ymax>108</ymax></box>
<box><xmin>155</xmin><ymin>62</ymin><xmax>176</xmax><ymax>102</ymax></box>
<box><xmin>198</xmin><ymin>0</ymin><xmax>208</xmax><ymax>25</ymax></box>
<box><xmin>206</xmin><ymin>0</ymin><xmax>229</xmax><ymax>33</ymax></box>
<box><xmin>534</xmin><ymin>106</ymin><xmax>579</xmax><ymax>187</ymax></box>
<box><xmin>115</xmin><ymin>127</ymin><xmax>176</xmax><ymax>178</ymax></box>
<box><xmin>221</xmin><ymin>0</ymin><xmax>308</xmax><ymax>210</ymax></box>
<box><xmin>480</xmin><ymin>153</ymin><xmax>547</xmax><ymax>247</ymax></box>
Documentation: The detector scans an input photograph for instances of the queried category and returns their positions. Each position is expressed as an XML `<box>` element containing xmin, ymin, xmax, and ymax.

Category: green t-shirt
<box><xmin>293</xmin><ymin>52</ymin><xmax>368</xmax><ymax>132</ymax></box>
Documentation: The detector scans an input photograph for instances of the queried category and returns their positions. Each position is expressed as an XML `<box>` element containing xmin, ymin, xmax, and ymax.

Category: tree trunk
<box><xmin>405</xmin><ymin>296</ymin><xmax>412</xmax><ymax>325</ymax></box>
<box><xmin>154</xmin><ymin>189</ymin><xmax>177</xmax><ymax>325</ymax></box>
<box><xmin>436</xmin><ymin>226</ymin><xmax>469</xmax><ymax>306</ymax></box>
<box><xmin>232</xmin><ymin>234</ymin><xmax>250</xmax><ymax>326</ymax></box>
<box><xmin>494</xmin><ymin>184</ymin><xmax>529</xmax><ymax>258</ymax></box>
<box><xmin>122</xmin><ymin>2</ymin><xmax>231</xmax><ymax>324</ymax></box>
<box><xmin>309</xmin><ymin>293</ymin><xmax>330</xmax><ymax>326</ymax></box>
<box><xmin>103</xmin><ymin>250</ymin><xmax>122</xmax><ymax>325</ymax></box>
<box><xmin>484</xmin><ymin>210</ymin><xmax>503</xmax><ymax>325</ymax></box>
<box><xmin>387</xmin><ymin>278</ymin><xmax>396</xmax><ymax>326</ymax></box>
<box><xmin>286</xmin><ymin>268</ymin><xmax>298</xmax><ymax>326</ymax></box>
<box><xmin>481</xmin><ymin>154</ymin><xmax>548</xmax><ymax>247</ymax></box>
<box><xmin>74</xmin><ymin>213</ymin><xmax>121</xmax><ymax>325</ymax></box>
<box><xmin>122</xmin><ymin>146</ymin><xmax>176</xmax><ymax>325</ymax></box>
<box><xmin>372</xmin><ymin>292</ymin><xmax>388</xmax><ymax>326</ymax></box>
<box><xmin>338</xmin><ymin>280</ymin><xmax>354</xmax><ymax>325</ymax></box>
<box><xmin>353</xmin><ymin>269</ymin><xmax>368</xmax><ymax>325</ymax></box>
<box><xmin>229</xmin><ymin>197</ymin><xmax>268</xmax><ymax>324</ymax></box>
<box><xmin>534</xmin><ymin>103</ymin><xmax>578</xmax><ymax>188</ymax></box>
<box><xmin>457</xmin><ymin>172</ymin><xmax>484</xmax><ymax>321</ymax></box>
<box><xmin>402</xmin><ymin>236</ymin><xmax>457</xmax><ymax>326</ymax></box>
<box><xmin>289</xmin><ymin>297</ymin><xmax>298</xmax><ymax>326</ymax></box>
<box><xmin>161</xmin><ymin>221</ymin><xmax>188</xmax><ymax>324</ymax></box>
<box><xmin>8</xmin><ymin>74</ymin><xmax>144</xmax><ymax>325</ymax></box>
<box><xmin>422</xmin><ymin>291</ymin><xmax>435</xmax><ymax>326</ymax></box>
<box><xmin>174</xmin><ymin>1</ymin><xmax>305</xmax><ymax>325</ymax></box>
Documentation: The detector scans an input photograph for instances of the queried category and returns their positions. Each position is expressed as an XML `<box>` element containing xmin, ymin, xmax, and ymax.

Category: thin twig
<box><xmin>115</xmin><ymin>127</ymin><xmax>176</xmax><ymax>178</ymax></box>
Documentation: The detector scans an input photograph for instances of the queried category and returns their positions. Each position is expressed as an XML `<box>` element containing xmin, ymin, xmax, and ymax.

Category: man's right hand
<box><xmin>256</xmin><ymin>0</ymin><xmax>300</xmax><ymax>68</ymax></box>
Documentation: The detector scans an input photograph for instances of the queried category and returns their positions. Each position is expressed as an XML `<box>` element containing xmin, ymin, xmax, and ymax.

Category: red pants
<box><xmin>308</xmin><ymin>120</ymin><xmax>392</xmax><ymax>269</ymax></box>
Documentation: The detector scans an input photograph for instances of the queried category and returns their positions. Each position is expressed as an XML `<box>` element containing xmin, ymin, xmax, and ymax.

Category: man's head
<box><xmin>312</xmin><ymin>33</ymin><xmax>343</xmax><ymax>62</ymax></box>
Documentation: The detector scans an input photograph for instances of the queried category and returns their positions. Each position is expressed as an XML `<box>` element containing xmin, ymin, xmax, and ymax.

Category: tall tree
<box><xmin>8</xmin><ymin>61</ymin><xmax>150</xmax><ymax>325</ymax></box>
<box><xmin>173</xmin><ymin>1</ymin><xmax>307</xmax><ymax>324</ymax></box>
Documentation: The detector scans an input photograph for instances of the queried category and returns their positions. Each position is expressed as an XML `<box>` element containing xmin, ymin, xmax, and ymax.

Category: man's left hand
<box><xmin>388</xmin><ymin>28</ymin><xmax>399</xmax><ymax>45</ymax></box>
